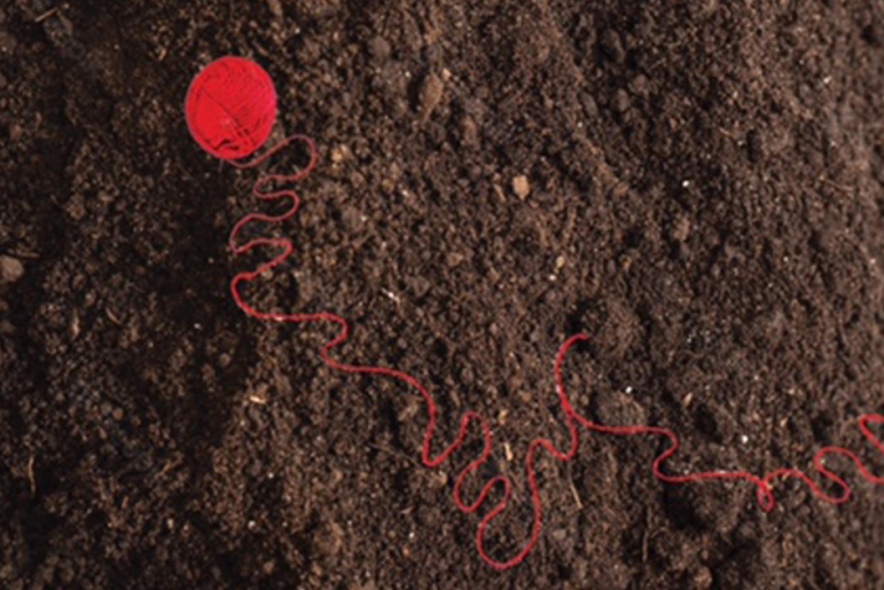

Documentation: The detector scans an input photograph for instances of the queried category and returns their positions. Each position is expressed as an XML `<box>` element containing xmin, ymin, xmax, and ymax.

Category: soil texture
<box><xmin>1</xmin><ymin>1</ymin><xmax>884</xmax><ymax>588</ymax></box>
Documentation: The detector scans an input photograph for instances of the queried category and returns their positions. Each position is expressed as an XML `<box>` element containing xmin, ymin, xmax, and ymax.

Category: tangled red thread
<box><xmin>185</xmin><ymin>56</ymin><xmax>278</xmax><ymax>161</ymax></box>
<box><xmin>224</xmin><ymin>136</ymin><xmax>884</xmax><ymax>570</ymax></box>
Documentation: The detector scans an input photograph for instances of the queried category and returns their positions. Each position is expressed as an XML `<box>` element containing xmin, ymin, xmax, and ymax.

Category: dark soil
<box><xmin>2</xmin><ymin>1</ymin><xmax>884</xmax><ymax>588</ymax></box>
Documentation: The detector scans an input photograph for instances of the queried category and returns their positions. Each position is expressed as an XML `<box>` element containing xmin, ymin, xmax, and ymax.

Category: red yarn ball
<box><xmin>185</xmin><ymin>56</ymin><xmax>278</xmax><ymax>160</ymax></box>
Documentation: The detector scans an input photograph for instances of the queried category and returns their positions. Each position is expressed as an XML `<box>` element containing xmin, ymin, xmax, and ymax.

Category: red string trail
<box><xmin>226</xmin><ymin>135</ymin><xmax>884</xmax><ymax>570</ymax></box>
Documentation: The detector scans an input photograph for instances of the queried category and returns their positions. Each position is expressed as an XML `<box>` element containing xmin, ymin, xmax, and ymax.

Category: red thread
<box><xmin>185</xmin><ymin>56</ymin><xmax>277</xmax><ymax>161</ymax></box>
<box><xmin>220</xmin><ymin>137</ymin><xmax>883</xmax><ymax>569</ymax></box>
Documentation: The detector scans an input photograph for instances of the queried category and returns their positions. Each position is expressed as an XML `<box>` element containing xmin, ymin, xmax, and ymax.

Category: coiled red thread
<box><xmin>185</xmin><ymin>56</ymin><xmax>278</xmax><ymax>161</ymax></box>
<box><xmin>227</xmin><ymin>135</ymin><xmax>884</xmax><ymax>570</ymax></box>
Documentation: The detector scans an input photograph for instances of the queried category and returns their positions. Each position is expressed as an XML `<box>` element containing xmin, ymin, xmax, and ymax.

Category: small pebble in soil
<box><xmin>670</xmin><ymin>215</ymin><xmax>692</xmax><ymax>243</ymax></box>
<box><xmin>368</xmin><ymin>36</ymin><xmax>392</xmax><ymax>61</ymax></box>
<box><xmin>0</xmin><ymin>255</ymin><xmax>24</xmax><ymax>283</ymax></box>
<box><xmin>446</xmin><ymin>252</ymin><xmax>465</xmax><ymax>267</ymax></box>
<box><xmin>266</xmin><ymin>0</ymin><xmax>283</xmax><ymax>19</ymax></box>
<box><xmin>690</xmin><ymin>566</ymin><xmax>714</xmax><ymax>590</ymax></box>
<box><xmin>330</xmin><ymin>144</ymin><xmax>351</xmax><ymax>164</ymax></box>
<box><xmin>613</xmin><ymin>89</ymin><xmax>631</xmax><ymax>113</ymax></box>
<box><xmin>418</xmin><ymin>72</ymin><xmax>444</xmax><ymax>122</ymax></box>
<box><xmin>512</xmin><ymin>175</ymin><xmax>531</xmax><ymax>200</ymax></box>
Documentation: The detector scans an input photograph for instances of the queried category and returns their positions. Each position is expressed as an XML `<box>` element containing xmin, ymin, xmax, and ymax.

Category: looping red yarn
<box><xmin>185</xmin><ymin>56</ymin><xmax>277</xmax><ymax>161</ymax></box>
<box><xmin>225</xmin><ymin>136</ymin><xmax>884</xmax><ymax>570</ymax></box>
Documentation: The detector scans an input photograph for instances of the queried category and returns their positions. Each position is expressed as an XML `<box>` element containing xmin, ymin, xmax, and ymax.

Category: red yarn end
<box><xmin>185</xmin><ymin>56</ymin><xmax>277</xmax><ymax>160</ymax></box>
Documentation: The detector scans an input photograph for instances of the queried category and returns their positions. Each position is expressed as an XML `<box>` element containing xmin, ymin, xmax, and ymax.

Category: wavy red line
<box><xmin>226</xmin><ymin>135</ymin><xmax>884</xmax><ymax>570</ymax></box>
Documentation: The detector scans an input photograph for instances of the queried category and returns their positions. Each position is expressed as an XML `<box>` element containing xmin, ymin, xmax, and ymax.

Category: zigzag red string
<box><xmin>226</xmin><ymin>135</ymin><xmax>884</xmax><ymax>570</ymax></box>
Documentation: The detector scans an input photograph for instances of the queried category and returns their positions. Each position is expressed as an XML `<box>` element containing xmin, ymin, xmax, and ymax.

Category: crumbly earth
<box><xmin>2</xmin><ymin>1</ymin><xmax>883</xmax><ymax>588</ymax></box>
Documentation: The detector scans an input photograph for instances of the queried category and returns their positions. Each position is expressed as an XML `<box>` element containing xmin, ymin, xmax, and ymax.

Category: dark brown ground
<box><xmin>2</xmin><ymin>0</ymin><xmax>884</xmax><ymax>588</ymax></box>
